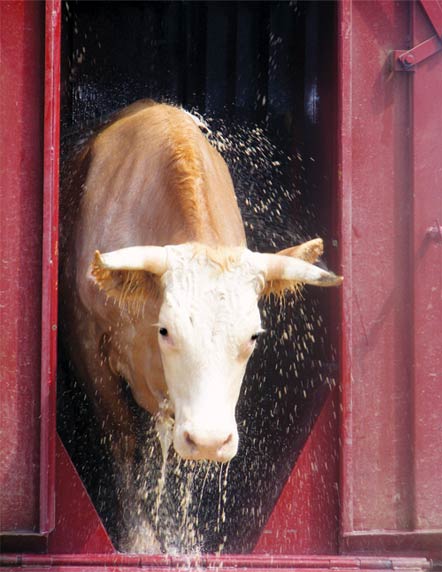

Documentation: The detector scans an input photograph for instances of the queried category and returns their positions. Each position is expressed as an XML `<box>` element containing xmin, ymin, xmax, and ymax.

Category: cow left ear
<box><xmin>90</xmin><ymin>247</ymin><xmax>168</xmax><ymax>309</ymax></box>
<box><xmin>255</xmin><ymin>238</ymin><xmax>343</xmax><ymax>298</ymax></box>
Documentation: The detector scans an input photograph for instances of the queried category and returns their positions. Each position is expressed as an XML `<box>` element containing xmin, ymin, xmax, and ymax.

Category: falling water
<box><xmin>92</xmin><ymin>114</ymin><xmax>334</xmax><ymax>555</ymax></box>
<box><xmin>154</xmin><ymin>400</ymin><xmax>174</xmax><ymax>527</ymax></box>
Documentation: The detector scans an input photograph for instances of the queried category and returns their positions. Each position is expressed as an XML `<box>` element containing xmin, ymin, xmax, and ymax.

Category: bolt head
<box><xmin>401</xmin><ymin>52</ymin><xmax>415</xmax><ymax>68</ymax></box>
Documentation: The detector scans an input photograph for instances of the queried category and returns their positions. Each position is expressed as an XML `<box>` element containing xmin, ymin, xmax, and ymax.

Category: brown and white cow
<box><xmin>60</xmin><ymin>100</ymin><xmax>341</xmax><ymax>466</ymax></box>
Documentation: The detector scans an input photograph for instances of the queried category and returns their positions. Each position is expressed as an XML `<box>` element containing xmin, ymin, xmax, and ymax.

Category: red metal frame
<box><xmin>2</xmin><ymin>0</ymin><xmax>442</xmax><ymax>567</ymax></box>
<box><xmin>39</xmin><ymin>0</ymin><xmax>61</xmax><ymax>536</ymax></box>
<box><xmin>0</xmin><ymin>0</ymin><xmax>60</xmax><ymax>546</ymax></box>
<box><xmin>337</xmin><ymin>0</ymin><xmax>355</xmax><ymax>552</ymax></box>
<box><xmin>410</xmin><ymin>0</ymin><xmax>442</xmax><ymax>538</ymax></box>
<box><xmin>48</xmin><ymin>436</ymin><xmax>114</xmax><ymax>554</ymax></box>
<box><xmin>0</xmin><ymin>554</ymin><xmax>431</xmax><ymax>572</ymax></box>
<box><xmin>338</xmin><ymin>0</ymin><xmax>442</xmax><ymax>559</ymax></box>
<box><xmin>1</xmin><ymin>0</ymin><xmax>45</xmax><ymax>538</ymax></box>
<box><xmin>394</xmin><ymin>0</ymin><xmax>442</xmax><ymax>70</ymax></box>
<box><xmin>420</xmin><ymin>0</ymin><xmax>442</xmax><ymax>38</ymax></box>
<box><xmin>394</xmin><ymin>35</ymin><xmax>442</xmax><ymax>71</ymax></box>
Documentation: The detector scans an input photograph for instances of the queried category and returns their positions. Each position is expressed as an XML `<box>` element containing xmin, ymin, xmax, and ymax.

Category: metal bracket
<box><xmin>394</xmin><ymin>35</ymin><xmax>442</xmax><ymax>71</ymax></box>
<box><xmin>393</xmin><ymin>0</ymin><xmax>442</xmax><ymax>71</ymax></box>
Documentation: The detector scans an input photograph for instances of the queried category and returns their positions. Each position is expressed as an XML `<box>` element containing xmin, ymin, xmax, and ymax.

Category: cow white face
<box><xmin>157</xmin><ymin>245</ymin><xmax>264</xmax><ymax>461</ymax></box>
<box><xmin>91</xmin><ymin>240</ymin><xmax>341</xmax><ymax>462</ymax></box>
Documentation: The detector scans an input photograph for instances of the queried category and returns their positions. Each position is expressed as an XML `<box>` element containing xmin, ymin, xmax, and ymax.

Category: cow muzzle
<box><xmin>174</xmin><ymin>420</ymin><xmax>239</xmax><ymax>462</ymax></box>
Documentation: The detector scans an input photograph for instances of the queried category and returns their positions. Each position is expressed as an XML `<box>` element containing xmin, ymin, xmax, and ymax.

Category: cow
<box><xmin>60</xmin><ymin>99</ymin><xmax>341</xmax><ymax>471</ymax></box>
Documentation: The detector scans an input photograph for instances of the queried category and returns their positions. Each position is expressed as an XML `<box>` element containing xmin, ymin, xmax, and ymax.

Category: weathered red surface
<box><xmin>339</xmin><ymin>0</ymin><xmax>413</xmax><ymax>534</ymax></box>
<box><xmin>0</xmin><ymin>0</ymin><xmax>60</xmax><ymax>539</ymax></box>
<box><xmin>1</xmin><ymin>0</ymin><xmax>441</xmax><ymax>564</ymax></box>
<box><xmin>0</xmin><ymin>554</ymin><xmax>431</xmax><ymax>572</ymax></box>
<box><xmin>420</xmin><ymin>0</ymin><xmax>442</xmax><ymax>38</ymax></box>
<box><xmin>253</xmin><ymin>391</ymin><xmax>339</xmax><ymax>554</ymax></box>
<box><xmin>0</xmin><ymin>0</ymin><xmax>45</xmax><ymax>533</ymax></box>
<box><xmin>40</xmin><ymin>0</ymin><xmax>61</xmax><ymax>536</ymax></box>
<box><xmin>410</xmin><ymin>0</ymin><xmax>442</xmax><ymax>534</ymax></box>
<box><xmin>48</xmin><ymin>436</ymin><xmax>114</xmax><ymax>554</ymax></box>
<box><xmin>339</xmin><ymin>0</ymin><xmax>442</xmax><ymax>557</ymax></box>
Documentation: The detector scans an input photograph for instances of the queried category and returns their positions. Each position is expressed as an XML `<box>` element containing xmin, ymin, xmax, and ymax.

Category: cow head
<box><xmin>91</xmin><ymin>239</ymin><xmax>341</xmax><ymax>462</ymax></box>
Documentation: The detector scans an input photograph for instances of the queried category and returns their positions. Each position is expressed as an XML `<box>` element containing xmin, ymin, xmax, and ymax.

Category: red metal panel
<box><xmin>48</xmin><ymin>436</ymin><xmax>114</xmax><ymax>554</ymax></box>
<box><xmin>420</xmin><ymin>0</ymin><xmax>442</xmax><ymax>38</ymax></box>
<box><xmin>0</xmin><ymin>0</ymin><xmax>45</xmax><ymax>533</ymax></box>
<box><xmin>339</xmin><ymin>0</ymin><xmax>413</xmax><ymax>536</ymax></box>
<box><xmin>410</xmin><ymin>1</ymin><xmax>442</xmax><ymax>532</ymax></box>
<box><xmin>339</xmin><ymin>0</ymin><xmax>442</xmax><ymax>557</ymax></box>
<box><xmin>253</xmin><ymin>391</ymin><xmax>339</xmax><ymax>554</ymax></box>
<box><xmin>0</xmin><ymin>0</ymin><xmax>60</xmax><ymax>539</ymax></box>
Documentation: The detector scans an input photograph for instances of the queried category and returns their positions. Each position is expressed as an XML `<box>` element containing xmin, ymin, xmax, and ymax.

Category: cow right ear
<box><xmin>90</xmin><ymin>247</ymin><xmax>168</xmax><ymax>310</ymax></box>
<box><xmin>276</xmin><ymin>237</ymin><xmax>324</xmax><ymax>263</ymax></box>
<box><xmin>252</xmin><ymin>238</ymin><xmax>342</xmax><ymax>299</ymax></box>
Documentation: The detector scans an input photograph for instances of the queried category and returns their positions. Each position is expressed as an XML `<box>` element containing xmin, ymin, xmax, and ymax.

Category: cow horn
<box><xmin>93</xmin><ymin>246</ymin><xmax>168</xmax><ymax>276</ymax></box>
<box><xmin>258</xmin><ymin>253</ymin><xmax>343</xmax><ymax>287</ymax></box>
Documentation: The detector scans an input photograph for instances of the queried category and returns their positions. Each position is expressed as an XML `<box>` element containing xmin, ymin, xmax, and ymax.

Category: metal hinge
<box><xmin>394</xmin><ymin>0</ymin><xmax>442</xmax><ymax>71</ymax></box>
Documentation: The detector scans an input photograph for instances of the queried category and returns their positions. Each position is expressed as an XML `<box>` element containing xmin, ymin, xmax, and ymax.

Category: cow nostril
<box><xmin>184</xmin><ymin>431</ymin><xmax>196</xmax><ymax>448</ymax></box>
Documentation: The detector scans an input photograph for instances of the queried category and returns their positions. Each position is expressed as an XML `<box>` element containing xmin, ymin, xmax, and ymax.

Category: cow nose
<box><xmin>176</xmin><ymin>425</ymin><xmax>237</xmax><ymax>462</ymax></box>
<box><xmin>184</xmin><ymin>430</ymin><xmax>233</xmax><ymax>449</ymax></box>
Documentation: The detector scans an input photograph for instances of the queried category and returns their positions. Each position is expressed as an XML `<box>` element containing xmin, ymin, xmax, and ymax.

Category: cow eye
<box><xmin>250</xmin><ymin>329</ymin><xmax>265</xmax><ymax>342</ymax></box>
<box><xmin>159</xmin><ymin>327</ymin><xmax>169</xmax><ymax>337</ymax></box>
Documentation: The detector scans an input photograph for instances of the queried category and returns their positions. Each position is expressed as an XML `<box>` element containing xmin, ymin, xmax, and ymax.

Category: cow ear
<box><xmin>90</xmin><ymin>250</ymin><xmax>164</xmax><ymax>311</ymax></box>
<box><xmin>256</xmin><ymin>238</ymin><xmax>342</xmax><ymax>298</ymax></box>
<box><xmin>92</xmin><ymin>246</ymin><xmax>168</xmax><ymax>274</ymax></box>
<box><xmin>276</xmin><ymin>237</ymin><xmax>324</xmax><ymax>264</ymax></box>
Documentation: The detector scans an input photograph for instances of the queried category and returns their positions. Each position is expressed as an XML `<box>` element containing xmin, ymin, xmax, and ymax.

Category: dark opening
<box><xmin>58</xmin><ymin>0</ymin><xmax>338</xmax><ymax>554</ymax></box>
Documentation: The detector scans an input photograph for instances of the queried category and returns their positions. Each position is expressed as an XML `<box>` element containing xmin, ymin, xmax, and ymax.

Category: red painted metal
<box><xmin>40</xmin><ymin>0</ymin><xmax>61</xmax><ymax>536</ymax></box>
<box><xmin>393</xmin><ymin>36</ymin><xmax>442</xmax><ymax>71</ymax></box>
<box><xmin>253</xmin><ymin>390</ymin><xmax>339</xmax><ymax>555</ymax></box>
<box><xmin>337</xmin><ymin>10</ymin><xmax>353</xmax><ymax>555</ymax></box>
<box><xmin>47</xmin><ymin>436</ymin><xmax>114</xmax><ymax>554</ymax></box>
<box><xmin>339</xmin><ymin>0</ymin><xmax>442</xmax><ymax>558</ymax></box>
<box><xmin>394</xmin><ymin>0</ymin><xmax>442</xmax><ymax>71</ymax></box>
<box><xmin>420</xmin><ymin>0</ymin><xmax>442</xmax><ymax>38</ymax></box>
<box><xmin>339</xmin><ymin>0</ymin><xmax>412</xmax><ymax>540</ymax></box>
<box><xmin>410</xmin><ymin>0</ymin><xmax>442</xmax><ymax>536</ymax></box>
<box><xmin>1</xmin><ymin>0</ymin><xmax>441</xmax><ymax>564</ymax></box>
<box><xmin>0</xmin><ymin>0</ymin><xmax>45</xmax><ymax>534</ymax></box>
<box><xmin>0</xmin><ymin>554</ymin><xmax>431</xmax><ymax>572</ymax></box>
<box><xmin>0</xmin><ymin>0</ymin><xmax>60</xmax><ymax>540</ymax></box>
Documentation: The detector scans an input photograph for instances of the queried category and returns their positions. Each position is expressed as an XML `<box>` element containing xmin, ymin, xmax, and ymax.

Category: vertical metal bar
<box><xmin>40</xmin><ymin>0</ymin><xmax>61</xmax><ymax>535</ymax></box>
<box><xmin>337</xmin><ymin>0</ymin><xmax>354</xmax><ymax>545</ymax></box>
<box><xmin>411</xmin><ymin>0</ymin><xmax>442</xmax><ymax>532</ymax></box>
